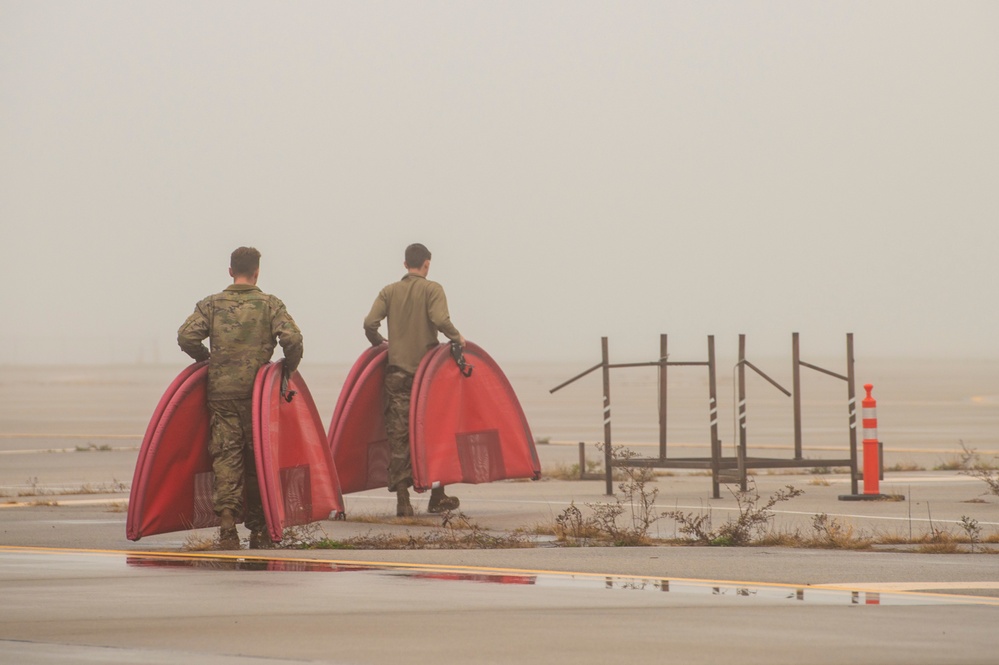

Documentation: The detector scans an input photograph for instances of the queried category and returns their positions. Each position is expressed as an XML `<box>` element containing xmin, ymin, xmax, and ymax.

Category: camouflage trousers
<box><xmin>207</xmin><ymin>399</ymin><xmax>265</xmax><ymax>532</ymax></box>
<box><xmin>383</xmin><ymin>367</ymin><xmax>415</xmax><ymax>492</ymax></box>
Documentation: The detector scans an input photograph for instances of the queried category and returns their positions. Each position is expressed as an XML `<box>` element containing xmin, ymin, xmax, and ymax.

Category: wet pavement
<box><xmin>2</xmin><ymin>440</ymin><xmax>999</xmax><ymax>663</ymax></box>
<box><xmin>1</xmin><ymin>545</ymin><xmax>997</xmax><ymax>665</ymax></box>
<box><xmin>3</xmin><ymin>355</ymin><xmax>999</xmax><ymax>665</ymax></box>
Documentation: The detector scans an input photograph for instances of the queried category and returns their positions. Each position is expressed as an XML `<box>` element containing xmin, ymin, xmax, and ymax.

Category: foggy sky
<box><xmin>2</xmin><ymin>1</ymin><xmax>997</xmax><ymax>367</ymax></box>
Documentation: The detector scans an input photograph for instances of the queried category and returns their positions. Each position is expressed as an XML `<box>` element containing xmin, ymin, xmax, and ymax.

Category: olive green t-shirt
<box><xmin>363</xmin><ymin>273</ymin><xmax>461</xmax><ymax>374</ymax></box>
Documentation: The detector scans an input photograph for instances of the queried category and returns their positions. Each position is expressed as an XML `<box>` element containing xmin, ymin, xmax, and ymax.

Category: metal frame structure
<box><xmin>551</xmin><ymin>333</ymin><xmax>859</xmax><ymax>498</ymax></box>
<box><xmin>734</xmin><ymin>332</ymin><xmax>858</xmax><ymax>495</ymax></box>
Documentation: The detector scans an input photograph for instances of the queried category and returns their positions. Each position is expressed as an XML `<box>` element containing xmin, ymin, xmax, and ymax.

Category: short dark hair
<box><xmin>230</xmin><ymin>246</ymin><xmax>261</xmax><ymax>277</ymax></box>
<box><xmin>404</xmin><ymin>243</ymin><xmax>432</xmax><ymax>269</ymax></box>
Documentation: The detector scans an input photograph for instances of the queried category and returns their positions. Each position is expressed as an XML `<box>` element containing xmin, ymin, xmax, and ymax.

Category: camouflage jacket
<box><xmin>363</xmin><ymin>273</ymin><xmax>461</xmax><ymax>374</ymax></box>
<box><xmin>177</xmin><ymin>284</ymin><xmax>303</xmax><ymax>400</ymax></box>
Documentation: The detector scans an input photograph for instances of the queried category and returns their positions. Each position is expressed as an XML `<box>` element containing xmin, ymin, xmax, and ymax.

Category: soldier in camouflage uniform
<box><xmin>364</xmin><ymin>243</ymin><xmax>464</xmax><ymax>517</ymax></box>
<box><xmin>178</xmin><ymin>247</ymin><xmax>303</xmax><ymax>549</ymax></box>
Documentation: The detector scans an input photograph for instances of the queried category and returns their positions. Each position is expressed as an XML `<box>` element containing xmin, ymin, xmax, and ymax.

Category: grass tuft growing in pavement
<box><xmin>169</xmin><ymin>443</ymin><xmax>996</xmax><ymax>554</ymax></box>
<box><xmin>291</xmin><ymin>512</ymin><xmax>532</xmax><ymax>550</ymax></box>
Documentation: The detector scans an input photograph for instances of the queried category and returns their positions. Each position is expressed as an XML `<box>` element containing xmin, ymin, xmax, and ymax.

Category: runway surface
<box><xmin>2</xmin><ymin>545</ymin><xmax>997</xmax><ymax>665</ymax></box>
<box><xmin>2</xmin><ymin>362</ymin><xmax>998</xmax><ymax>664</ymax></box>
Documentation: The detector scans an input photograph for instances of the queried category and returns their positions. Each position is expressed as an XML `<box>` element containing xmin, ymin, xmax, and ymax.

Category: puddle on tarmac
<box><xmin>127</xmin><ymin>557</ymin><xmax>372</xmax><ymax>573</ymax></box>
<box><xmin>124</xmin><ymin>554</ymin><xmax>977</xmax><ymax>606</ymax></box>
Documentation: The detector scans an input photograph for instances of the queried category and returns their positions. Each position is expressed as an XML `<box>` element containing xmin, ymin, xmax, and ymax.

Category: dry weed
<box><xmin>916</xmin><ymin>531</ymin><xmax>962</xmax><ymax>554</ymax></box>
<box><xmin>885</xmin><ymin>461</ymin><xmax>925</xmax><ymax>472</ymax></box>
<box><xmin>182</xmin><ymin>532</ymin><xmax>221</xmax><ymax>551</ymax></box>
<box><xmin>807</xmin><ymin>514</ymin><xmax>873</xmax><ymax>550</ymax></box>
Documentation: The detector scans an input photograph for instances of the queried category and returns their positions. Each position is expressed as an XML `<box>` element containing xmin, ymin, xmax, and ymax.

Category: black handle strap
<box><xmin>280</xmin><ymin>368</ymin><xmax>297</xmax><ymax>402</ymax></box>
<box><xmin>450</xmin><ymin>341</ymin><xmax>473</xmax><ymax>378</ymax></box>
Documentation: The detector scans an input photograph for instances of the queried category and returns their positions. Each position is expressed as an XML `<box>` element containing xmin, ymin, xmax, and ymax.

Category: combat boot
<box><xmin>396</xmin><ymin>488</ymin><xmax>414</xmax><ymax>517</ymax></box>
<box><xmin>427</xmin><ymin>487</ymin><xmax>460</xmax><ymax>513</ymax></box>
<box><xmin>249</xmin><ymin>529</ymin><xmax>274</xmax><ymax>549</ymax></box>
<box><xmin>218</xmin><ymin>508</ymin><xmax>240</xmax><ymax>549</ymax></box>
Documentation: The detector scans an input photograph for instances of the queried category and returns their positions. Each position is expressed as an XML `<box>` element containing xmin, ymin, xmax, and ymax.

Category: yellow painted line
<box><xmin>0</xmin><ymin>544</ymin><xmax>690</xmax><ymax>580</ymax></box>
<box><xmin>1</xmin><ymin>545</ymin><xmax>997</xmax><ymax>606</ymax></box>
<box><xmin>815</xmin><ymin>582</ymin><xmax>999</xmax><ymax>592</ymax></box>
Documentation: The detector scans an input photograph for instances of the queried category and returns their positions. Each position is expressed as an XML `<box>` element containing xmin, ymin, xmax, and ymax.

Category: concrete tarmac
<box><xmin>2</xmin><ymin>441</ymin><xmax>999</xmax><ymax>664</ymax></box>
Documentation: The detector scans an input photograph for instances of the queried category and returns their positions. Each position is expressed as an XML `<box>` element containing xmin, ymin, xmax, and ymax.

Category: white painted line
<box><xmin>341</xmin><ymin>494</ymin><xmax>999</xmax><ymax>528</ymax></box>
<box><xmin>1</xmin><ymin>498</ymin><xmax>127</xmax><ymax>509</ymax></box>
<box><xmin>0</xmin><ymin>434</ymin><xmax>140</xmax><ymax>439</ymax></box>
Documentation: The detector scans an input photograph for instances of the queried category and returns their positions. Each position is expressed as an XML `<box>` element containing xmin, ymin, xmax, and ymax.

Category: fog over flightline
<box><xmin>2</xmin><ymin>2</ymin><xmax>997</xmax><ymax>367</ymax></box>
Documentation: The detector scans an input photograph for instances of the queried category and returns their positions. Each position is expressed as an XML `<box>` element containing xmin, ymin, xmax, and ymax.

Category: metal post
<box><xmin>602</xmin><ymin>337</ymin><xmax>613</xmax><ymax>496</ymax></box>
<box><xmin>707</xmin><ymin>335</ymin><xmax>721</xmax><ymax>499</ymax></box>
<box><xmin>578</xmin><ymin>442</ymin><xmax>587</xmax><ymax>481</ymax></box>
<box><xmin>847</xmin><ymin>333</ymin><xmax>858</xmax><ymax>495</ymax></box>
<box><xmin>737</xmin><ymin>334</ymin><xmax>748</xmax><ymax>490</ymax></box>
<box><xmin>792</xmin><ymin>332</ymin><xmax>803</xmax><ymax>459</ymax></box>
<box><xmin>659</xmin><ymin>334</ymin><xmax>668</xmax><ymax>461</ymax></box>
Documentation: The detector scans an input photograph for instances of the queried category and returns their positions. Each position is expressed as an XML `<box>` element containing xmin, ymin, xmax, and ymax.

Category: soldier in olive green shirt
<box><xmin>364</xmin><ymin>243</ymin><xmax>464</xmax><ymax>516</ymax></box>
<box><xmin>178</xmin><ymin>247</ymin><xmax>303</xmax><ymax>549</ymax></box>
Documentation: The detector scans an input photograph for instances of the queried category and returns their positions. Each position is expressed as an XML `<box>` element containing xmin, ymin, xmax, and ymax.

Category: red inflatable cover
<box><xmin>254</xmin><ymin>361</ymin><xmax>345</xmax><ymax>542</ymax></box>
<box><xmin>327</xmin><ymin>347</ymin><xmax>390</xmax><ymax>494</ymax></box>
<box><xmin>127</xmin><ymin>362</ymin><xmax>216</xmax><ymax>541</ymax></box>
<box><xmin>327</xmin><ymin>343</ymin><xmax>386</xmax><ymax>444</ymax></box>
<box><xmin>411</xmin><ymin>342</ymin><xmax>541</xmax><ymax>491</ymax></box>
<box><xmin>329</xmin><ymin>342</ymin><xmax>540</xmax><ymax>496</ymax></box>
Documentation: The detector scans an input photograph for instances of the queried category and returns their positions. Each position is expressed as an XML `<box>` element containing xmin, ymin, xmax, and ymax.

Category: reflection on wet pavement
<box><xmin>122</xmin><ymin>552</ymin><xmax>992</xmax><ymax>606</ymax></box>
